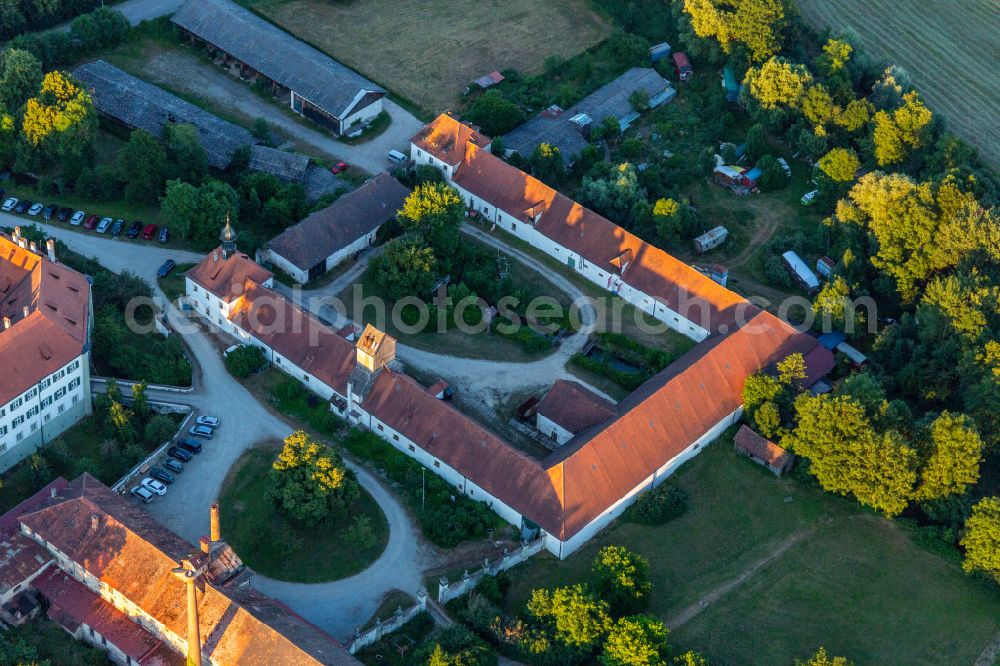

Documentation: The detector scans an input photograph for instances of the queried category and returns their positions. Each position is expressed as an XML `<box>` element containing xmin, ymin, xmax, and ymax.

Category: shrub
<box><xmin>225</xmin><ymin>345</ymin><xmax>266</xmax><ymax>378</ymax></box>
<box><xmin>628</xmin><ymin>481</ymin><xmax>688</xmax><ymax>525</ymax></box>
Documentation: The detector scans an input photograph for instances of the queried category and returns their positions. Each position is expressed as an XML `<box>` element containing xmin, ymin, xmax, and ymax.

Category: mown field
<box><xmin>503</xmin><ymin>433</ymin><xmax>1000</xmax><ymax>665</ymax></box>
<box><xmin>797</xmin><ymin>0</ymin><xmax>1000</xmax><ymax>170</ymax></box>
<box><xmin>246</xmin><ymin>0</ymin><xmax>613</xmax><ymax>113</ymax></box>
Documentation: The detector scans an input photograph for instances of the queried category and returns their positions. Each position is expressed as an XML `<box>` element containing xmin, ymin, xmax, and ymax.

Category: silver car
<box><xmin>196</xmin><ymin>415</ymin><xmax>220</xmax><ymax>428</ymax></box>
<box><xmin>141</xmin><ymin>477</ymin><xmax>167</xmax><ymax>496</ymax></box>
<box><xmin>96</xmin><ymin>217</ymin><xmax>113</xmax><ymax>233</ymax></box>
<box><xmin>130</xmin><ymin>485</ymin><xmax>154</xmax><ymax>503</ymax></box>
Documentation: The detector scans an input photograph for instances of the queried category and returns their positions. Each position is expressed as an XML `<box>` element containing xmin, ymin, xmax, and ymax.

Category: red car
<box><xmin>142</xmin><ymin>223</ymin><xmax>158</xmax><ymax>240</ymax></box>
<box><xmin>329</xmin><ymin>161</ymin><xmax>348</xmax><ymax>174</ymax></box>
<box><xmin>83</xmin><ymin>215</ymin><xmax>99</xmax><ymax>230</ymax></box>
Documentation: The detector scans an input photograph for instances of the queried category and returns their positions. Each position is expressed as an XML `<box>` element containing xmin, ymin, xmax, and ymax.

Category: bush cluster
<box><xmin>627</xmin><ymin>481</ymin><xmax>689</xmax><ymax>525</ymax></box>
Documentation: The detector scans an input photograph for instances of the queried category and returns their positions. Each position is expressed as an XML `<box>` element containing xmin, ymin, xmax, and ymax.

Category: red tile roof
<box><xmin>185</xmin><ymin>248</ymin><xmax>273</xmax><ymax>303</ymax></box>
<box><xmin>0</xmin><ymin>532</ymin><xmax>51</xmax><ymax>594</ymax></box>
<box><xmin>734</xmin><ymin>424</ymin><xmax>792</xmax><ymax>468</ymax></box>
<box><xmin>34</xmin><ymin>567</ymin><xmax>171</xmax><ymax>664</ymax></box>
<box><xmin>227</xmin><ymin>279</ymin><xmax>355</xmax><ymax>395</ymax></box>
<box><xmin>0</xmin><ymin>233</ymin><xmax>91</xmax><ymax>405</ymax></box>
<box><xmin>450</xmin><ymin>141</ymin><xmax>745</xmax><ymax>330</ymax></box>
<box><xmin>17</xmin><ymin>474</ymin><xmax>357</xmax><ymax>665</ymax></box>
<box><xmin>411</xmin><ymin>113</ymin><xmax>489</xmax><ymax>166</ymax></box>
<box><xmin>536</xmin><ymin>380</ymin><xmax>615</xmax><ymax>434</ymax></box>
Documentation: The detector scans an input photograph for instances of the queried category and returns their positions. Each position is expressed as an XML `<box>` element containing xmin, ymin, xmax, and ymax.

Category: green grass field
<box><xmin>797</xmin><ymin>0</ymin><xmax>1000</xmax><ymax>171</ymax></box>
<box><xmin>246</xmin><ymin>0</ymin><xmax>613</xmax><ymax>114</ymax></box>
<box><xmin>502</xmin><ymin>432</ymin><xmax>1000</xmax><ymax>665</ymax></box>
<box><xmin>218</xmin><ymin>447</ymin><xmax>389</xmax><ymax>583</ymax></box>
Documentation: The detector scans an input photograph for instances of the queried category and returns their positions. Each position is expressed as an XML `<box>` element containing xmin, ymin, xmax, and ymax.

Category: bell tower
<box><xmin>220</xmin><ymin>215</ymin><xmax>237</xmax><ymax>260</ymax></box>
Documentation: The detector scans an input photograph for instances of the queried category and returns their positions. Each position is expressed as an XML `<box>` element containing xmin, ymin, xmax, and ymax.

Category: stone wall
<box><xmin>437</xmin><ymin>538</ymin><xmax>545</xmax><ymax>604</ymax></box>
<box><xmin>347</xmin><ymin>589</ymin><xmax>428</xmax><ymax>654</ymax></box>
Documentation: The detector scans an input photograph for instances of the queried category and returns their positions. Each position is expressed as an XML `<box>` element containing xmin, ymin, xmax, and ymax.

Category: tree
<box><xmin>818</xmin><ymin>147</ymin><xmax>859</xmax><ymax>183</ymax></box>
<box><xmin>69</xmin><ymin>7</ymin><xmax>129</xmax><ymax>47</ymax></box>
<box><xmin>109</xmin><ymin>400</ymin><xmax>136</xmax><ymax>445</ymax></box>
<box><xmin>164</xmin><ymin>122</ymin><xmax>208</xmax><ymax>183</ymax></box>
<box><xmin>683</xmin><ymin>0</ymin><xmax>786</xmax><ymax>61</ymax></box>
<box><xmin>398</xmin><ymin>181</ymin><xmax>464</xmax><ymax>256</ymax></box>
<box><xmin>787</xmin><ymin>394</ymin><xmax>917</xmax><ymax>516</ymax></box>
<box><xmin>796</xmin><ymin>647</ymin><xmax>853</xmax><ymax>666</ymax></box>
<box><xmin>754</xmin><ymin>400</ymin><xmax>781</xmax><ymax>438</ymax></box>
<box><xmin>131</xmin><ymin>380</ymin><xmax>150</xmax><ymax>423</ymax></box>
<box><xmin>116</xmin><ymin>129</ymin><xmax>170</xmax><ymax>204</ymax></box>
<box><xmin>600</xmin><ymin>615</ymin><xmax>669</xmax><ymax>666</ymax></box>
<box><xmin>673</xmin><ymin>651</ymin><xmax>709</xmax><ymax>666</ymax></box>
<box><xmin>801</xmin><ymin>84</ymin><xmax>836</xmax><ymax>128</ymax></box>
<box><xmin>592</xmin><ymin>546</ymin><xmax>652</xmax><ymax>616</ymax></box>
<box><xmin>225</xmin><ymin>344</ymin><xmax>266</xmax><ymax>378</ymax></box>
<box><xmin>267</xmin><ymin>430</ymin><xmax>359</xmax><ymax>526</ymax></box>
<box><xmin>742</xmin><ymin>372</ymin><xmax>783</xmax><ymax>412</ymax></box>
<box><xmin>756</xmin><ymin>154</ymin><xmax>786</xmax><ymax>191</ymax></box>
<box><xmin>629</xmin><ymin>481</ymin><xmax>688</xmax><ymax>525</ymax></box>
<box><xmin>812</xmin><ymin>276</ymin><xmax>855</xmax><ymax>332</ymax></box>
<box><xmin>834</xmin><ymin>98</ymin><xmax>872</xmax><ymax>133</ymax></box>
<box><xmin>653</xmin><ymin>197</ymin><xmax>696</xmax><ymax>244</ymax></box>
<box><xmin>144</xmin><ymin>415</ymin><xmax>176</xmax><ymax>447</ymax></box>
<box><xmin>19</xmin><ymin>70</ymin><xmax>97</xmax><ymax>170</ymax></box>
<box><xmin>0</xmin><ymin>48</ymin><xmax>43</xmax><ymax>111</ymax></box>
<box><xmin>527</xmin><ymin>584</ymin><xmax>611</xmax><ymax>649</ymax></box>
<box><xmin>528</xmin><ymin>143</ymin><xmax>565</xmax><ymax>185</ymax></box>
<box><xmin>160</xmin><ymin>178</ymin><xmax>238</xmax><ymax>246</ymax></box>
<box><xmin>961</xmin><ymin>497</ymin><xmax>1000</xmax><ymax>583</ymax></box>
<box><xmin>370</xmin><ymin>236</ymin><xmax>438</xmax><ymax>301</ymax></box>
<box><xmin>777</xmin><ymin>352</ymin><xmax>806</xmax><ymax>388</ymax></box>
<box><xmin>467</xmin><ymin>90</ymin><xmax>523</xmax><ymax>136</ymax></box>
<box><xmin>0</xmin><ymin>0</ymin><xmax>27</xmax><ymax>40</ymax></box>
<box><xmin>745</xmin><ymin>123</ymin><xmax>767</xmax><ymax>162</ymax></box>
<box><xmin>872</xmin><ymin>91</ymin><xmax>932</xmax><ymax>166</ymax></box>
<box><xmin>743</xmin><ymin>57</ymin><xmax>811</xmax><ymax>109</ymax></box>
<box><xmin>578</xmin><ymin>162</ymin><xmax>651</xmax><ymax>230</ymax></box>
<box><xmin>917</xmin><ymin>412</ymin><xmax>983</xmax><ymax>500</ymax></box>
<box><xmin>818</xmin><ymin>38</ymin><xmax>853</xmax><ymax>74</ymax></box>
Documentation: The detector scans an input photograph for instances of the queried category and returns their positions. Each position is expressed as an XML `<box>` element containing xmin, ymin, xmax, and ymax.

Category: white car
<box><xmin>96</xmin><ymin>217</ymin><xmax>113</xmax><ymax>233</ymax></box>
<box><xmin>141</xmin><ymin>477</ymin><xmax>167</xmax><ymax>496</ymax></box>
<box><xmin>27</xmin><ymin>203</ymin><xmax>44</xmax><ymax>216</ymax></box>
<box><xmin>70</xmin><ymin>210</ymin><xmax>86</xmax><ymax>225</ymax></box>
<box><xmin>800</xmin><ymin>189</ymin><xmax>819</xmax><ymax>206</ymax></box>
<box><xmin>196</xmin><ymin>415</ymin><xmax>220</xmax><ymax>428</ymax></box>
<box><xmin>2</xmin><ymin>197</ymin><xmax>18</xmax><ymax>211</ymax></box>
<box><xmin>130</xmin><ymin>485</ymin><xmax>154</xmax><ymax>503</ymax></box>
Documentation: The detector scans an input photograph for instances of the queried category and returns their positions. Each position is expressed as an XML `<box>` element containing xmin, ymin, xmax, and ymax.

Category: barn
<box><xmin>171</xmin><ymin>0</ymin><xmax>385</xmax><ymax>136</ymax></box>
<box><xmin>264</xmin><ymin>173</ymin><xmax>409</xmax><ymax>284</ymax></box>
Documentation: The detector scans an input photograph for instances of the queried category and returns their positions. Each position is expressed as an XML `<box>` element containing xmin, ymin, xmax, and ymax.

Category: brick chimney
<box><xmin>199</xmin><ymin>535</ymin><xmax>210</xmax><ymax>555</ymax></box>
<box><xmin>210</xmin><ymin>502</ymin><xmax>221</xmax><ymax>542</ymax></box>
<box><xmin>172</xmin><ymin>562</ymin><xmax>204</xmax><ymax>666</ymax></box>
<box><xmin>46</xmin><ymin>239</ymin><xmax>56</xmax><ymax>263</ymax></box>
<box><xmin>12</xmin><ymin>226</ymin><xmax>20</xmax><ymax>243</ymax></box>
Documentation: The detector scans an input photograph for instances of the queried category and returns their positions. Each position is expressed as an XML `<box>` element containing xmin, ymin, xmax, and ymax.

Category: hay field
<box><xmin>248</xmin><ymin>0</ymin><xmax>613</xmax><ymax>114</ymax></box>
<box><xmin>797</xmin><ymin>0</ymin><xmax>1000</xmax><ymax>170</ymax></box>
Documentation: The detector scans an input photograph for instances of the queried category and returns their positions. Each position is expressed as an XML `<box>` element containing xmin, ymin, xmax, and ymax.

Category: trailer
<box><xmin>722</xmin><ymin>65</ymin><xmax>740</xmax><ymax>102</ymax></box>
<box><xmin>816</xmin><ymin>256</ymin><xmax>836</xmax><ymax>279</ymax></box>
<box><xmin>712</xmin><ymin>165</ymin><xmax>744</xmax><ymax>187</ymax></box>
<box><xmin>673</xmin><ymin>52</ymin><xmax>693</xmax><ymax>81</ymax></box>
<box><xmin>649</xmin><ymin>42</ymin><xmax>671</xmax><ymax>62</ymax></box>
<box><xmin>741</xmin><ymin>166</ymin><xmax>763</xmax><ymax>189</ymax></box>
<box><xmin>693</xmin><ymin>226</ymin><xmax>729</xmax><ymax>253</ymax></box>
<box><xmin>781</xmin><ymin>251</ymin><xmax>820</xmax><ymax>293</ymax></box>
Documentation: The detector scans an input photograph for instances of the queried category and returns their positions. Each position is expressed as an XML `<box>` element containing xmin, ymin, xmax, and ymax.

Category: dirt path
<box><xmin>974</xmin><ymin>631</ymin><xmax>1000</xmax><ymax>666</ymax></box>
<box><xmin>729</xmin><ymin>205</ymin><xmax>781</xmax><ymax>269</ymax></box>
<box><xmin>665</xmin><ymin>528</ymin><xmax>812</xmax><ymax>629</ymax></box>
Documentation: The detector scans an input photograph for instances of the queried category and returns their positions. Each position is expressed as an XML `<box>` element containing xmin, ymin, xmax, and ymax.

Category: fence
<box><xmin>347</xmin><ymin>589</ymin><xmax>428</xmax><ymax>654</ymax></box>
<box><xmin>111</xmin><ymin>406</ymin><xmax>193</xmax><ymax>493</ymax></box>
<box><xmin>91</xmin><ymin>375</ymin><xmax>195</xmax><ymax>394</ymax></box>
<box><xmin>437</xmin><ymin>538</ymin><xmax>545</xmax><ymax>604</ymax></box>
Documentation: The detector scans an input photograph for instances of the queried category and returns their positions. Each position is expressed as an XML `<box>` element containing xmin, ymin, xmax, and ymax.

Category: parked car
<box><xmin>330</xmin><ymin>161</ymin><xmax>348</xmax><ymax>174</ymax></box>
<box><xmin>2</xmin><ymin>197</ymin><xmax>17</xmax><ymax>211</ymax></box>
<box><xmin>158</xmin><ymin>227</ymin><xmax>169</xmax><ymax>244</ymax></box>
<box><xmin>14</xmin><ymin>200</ymin><xmax>31</xmax><ymax>214</ymax></box>
<box><xmin>188</xmin><ymin>425</ymin><xmax>213</xmax><ymax>439</ymax></box>
<box><xmin>96</xmin><ymin>217</ymin><xmax>113</xmax><ymax>233</ymax></box>
<box><xmin>70</xmin><ymin>210</ymin><xmax>86</xmax><ymax>225</ymax></box>
<box><xmin>110</xmin><ymin>219</ymin><xmax>124</xmax><ymax>236</ymax></box>
<box><xmin>83</xmin><ymin>215</ymin><xmax>98</xmax><ymax>230</ymax></box>
<box><xmin>142</xmin><ymin>223</ymin><xmax>158</xmax><ymax>240</ymax></box>
<box><xmin>177</xmin><ymin>438</ymin><xmax>203</xmax><ymax>454</ymax></box>
<box><xmin>387</xmin><ymin>149</ymin><xmax>407</xmax><ymax>164</ymax></box>
<box><xmin>27</xmin><ymin>203</ymin><xmax>43</xmax><ymax>216</ymax></box>
<box><xmin>196</xmin><ymin>415</ymin><xmax>220</xmax><ymax>428</ymax></box>
<box><xmin>157</xmin><ymin>259</ymin><xmax>176</xmax><ymax>278</ymax></box>
<box><xmin>800</xmin><ymin>189</ymin><xmax>819</xmax><ymax>206</ymax></box>
<box><xmin>126</xmin><ymin>220</ymin><xmax>142</xmax><ymax>238</ymax></box>
<box><xmin>41</xmin><ymin>205</ymin><xmax>54</xmax><ymax>220</ymax></box>
<box><xmin>141</xmin><ymin>477</ymin><xmax>168</xmax><ymax>496</ymax></box>
<box><xmin>167</xmin><ymin>446</ymin><xmax>192</xmax><ymax>462</ymax></box>
<box><xmin>57</xmin><ymin>207</ymin><xmax>72</xmax><ymax>222</ymax></box>
<box><xmin>164</xmin><ymin>458</ymin><xmax>183</xmax><ymax>474</ymax></box>
<box><xmin>149</xmin><ymin>467</ymin><xmax>175</xmax><ymax>485</ymax></box>
<box><xmin>130</xmin><ymin>485</ymin><xmax>154</xmax><ymax>503</ymax></box>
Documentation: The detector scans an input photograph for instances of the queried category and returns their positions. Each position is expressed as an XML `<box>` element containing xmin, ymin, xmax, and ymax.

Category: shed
<box><xmin>741</xmin><ymin>166</ymin><xmax>763</xmax><ymax>188</ymax></box>
<box><xmin>836</xmin><ymin>341</ymin><xmax>869</xmax><ymax>367</ymax></box>
<box><xmin>781</xmin><ymin>251</ymin><xmax>820</xmax><ymax>293</ymax></box>
<box><xmin>816</xmin><ymin>256</ymin><xmax>836</xmax><ymax>279</ymax></box>
<box><xmin>475</xmin><ymin>71</ymin><xmax>505</xmax><ymax>89</ymax></box>
<box><xmin>712</xmin><ymin>165</ymin><xmax>744</xmax><ymax>187</ymax></box>
<box><xmin>722</xmin><ymin>64</ymin><xmax>740</xmax><ymax>102</ymax></box>
<box><xmin>649</xmin><ymin>42</ymin><xmax>671</xmax><ymax>62</ymax></box>
<box><xmin>693</xmin><ymin>226</ymin><xmax>729</xmax><ymax>254</ymax></box>
<box><xmin>694</xmin><ymin>263</ymin><xmax>729</xmax><ymax>286</ymax></box>
<box><xmin>733</xmin><ymin>425</ymin><xmax>793</xmax><ymax>476</ymax></box>
<box><xmin>673</xmin><ymin>52</ymin><xmax>693</xmax><ymax>81</ymax></box>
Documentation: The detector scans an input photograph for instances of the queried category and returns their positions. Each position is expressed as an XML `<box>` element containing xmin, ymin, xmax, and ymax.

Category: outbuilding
<box><xmin>782</xmin><ymin>251</ymin><xmax>820</xmax><ymax>293</ymax></box>
<box><xmin>733</xmin><ymin>425</ymin><xmax>793</xmax><ymax>476</ymax></box>
<box><xmin>649</xmin><ymin>42</ymin><xmax>671</xmax><ymax>62</ymax></box>
<box><xmin>673</xmin><ymin>52</ymin><xmax>693</xmax><ymax>81</ymax></box>
<box><xmin>693</xmin><ymin>226</ymin><xmax>729</xmax><ymax>253</ymax></box>
<box><xmin>741</xmin><ymin>166</ymin><xmax>763</xmax><ymax>189</ymax></box>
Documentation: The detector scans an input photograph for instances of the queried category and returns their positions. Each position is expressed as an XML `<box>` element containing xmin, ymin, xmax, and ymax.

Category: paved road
<box><xmin>113</xmin><ymin>0</ymin><xmax>184</xmax><ymax>25</ymax></box>
<box><xmin>25</xmin><ymin>220</ymin><xmax>432</xmax><ymax>641</ymax></box>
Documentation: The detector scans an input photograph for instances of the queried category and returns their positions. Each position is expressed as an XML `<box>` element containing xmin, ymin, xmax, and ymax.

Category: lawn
<box><xmin>246</xmin><ymin>0</ymin><xmax>613</xmax><ymax>114</ymax></box>
<box><xmin>797</xmin><ymin>0</ymin><xmax>1000</xmax><ymax>171</ymax></box>
<box><xmin>157</xmin><ymin>262</ymin><xmax>197</xmax><ymax>302</ymax></box>
<box><xmin>501</xmin><ymin>431</ymin><xmax>1000</xmax><ymax>664</ymax></box>
<box><xmin>218</xmin><ymin>447</ymin><xmax>389</xmax><ymax>583</ymax></box>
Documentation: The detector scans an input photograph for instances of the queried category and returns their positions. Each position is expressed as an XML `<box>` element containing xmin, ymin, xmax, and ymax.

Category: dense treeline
<box><xmin>0</xmin><ymin>0</ymin><xmax>113</xmax><ymax>40</ymax></box>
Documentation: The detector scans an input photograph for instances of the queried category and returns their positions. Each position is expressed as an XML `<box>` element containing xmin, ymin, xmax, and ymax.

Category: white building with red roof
<box><xmin>0</xmin><ymin>229</ymin><xmax>93</xmax><ymax>472</ymax></box>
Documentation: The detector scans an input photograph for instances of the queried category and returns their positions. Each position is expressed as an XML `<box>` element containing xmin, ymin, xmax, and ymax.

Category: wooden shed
<box><xmin>733</xmin><ymin>425</ymin><xmax>793</xmax><ymax>476</ymax></box>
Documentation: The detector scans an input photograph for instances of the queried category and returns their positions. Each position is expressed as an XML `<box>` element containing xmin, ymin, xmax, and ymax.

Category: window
<box><xmin>16</xmin><ymin>432</ymin><xmax>23</xmax><ymax>442</ymax></box>
<box><xmin>408</xmin><ymin>445</ymin><xmax>415</xmax><ymax>452</ymax></box>
<box><xmin>44</xmin><ymin>413</ymin><xmax>51</xmax><ymax>422</ymax></box>
<box><xmin>276</xmin><ymin>357</ymin><xmax>282</xmax><ymax>365</ymax></box>
<box><xmin>55</xmin><ymin>388</ymin><xmax>66</xmax><ymax>399</ymax></box>
<box><xmin>511</xmin><ymin>222</ymin><xmax>517</xmax><ymax>232</ymax></box>
<box><xmin>30</xmin><ymin>422</ymin><xmax>37</xmax><ymax>433</ymax></box>
<box><xmin>13</xmin><ymin>415</ymin><xmax>24</xmax><ymax>427</ymax></box>
<box><xmin>69</xmin><ymin>378</ymin><xmax>80</xmax><ymax>390</ymax></box>
<box><xmin>433</xmin><ymin>461</ymin><xmax>440</xmax><ymax>468</ymax></box>
<box><xmin>25</xmin><ymin>387</ymin><xmax>36</xmax><ymax>399</ymax></box>
<box><xmin>27</xmin><ymin>406</ymin><xmax>38</xmax><ymax>418</ymax></box>
<box><xmin>392</xmin><ymin>434</ymin><xmax>399</xmax><ymax>441</ymax></box>
<box><xmin>58</xmin><ymin>404</ymin><xmax>65</xmax><ymax>414</ymax></box>
<box><xmin>72</xmin><ymin>395</ymin><xmax>79</xmax><ymax>405</ymax></box>
<box><xmin>0</xmin><ymin>426</ymin><xmax>6</xmax><ymax>437</ymax></box>
<box><xmin>416</xmin><ymin>149</ymin><xmax>422</xmax><ymax>157</ymax></box>
<box><xmin>376</xmin><ymin>424</ymin><xmax>384</xmax><ymax>431</ymax></box>
<box><xmin>0</xmin><ymin>441</ymin><xmax>7</xmax><ymax>452</ymax></box>
<box><xmin>41</xmin><ymin>396</ymin><xmax>52</xmax><ymax>407</ymax></box>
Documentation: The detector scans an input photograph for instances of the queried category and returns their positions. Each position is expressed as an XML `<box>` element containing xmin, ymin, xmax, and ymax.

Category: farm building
<box><xmin>264</xmin><ymin>173</ymin><xmax>409</xmax><ymax>283</ymax></box>
<box><xmin>474</xmin><ymin>71</ymin><xmax>505</xmax><ymax>89</ymax></box>
<box><xmin>782</xmin><ymin>251</ymin><xmax>820</xmax><ymax>293</ymax></box>
<box><xmin>171</xmin><ymin>0</ymin><xmax>385</xmax><ymax>136</ymax></box>
<box><xmin>247</xmin><ymin>145</ymin><xmax>344</xmax><ymax>201</ymax></box>
<box><xmin>694</xmin><ymin>263</ymin><xmax>729</xmax><ymax>286</ymax></box>
<box><xmin>741</xmin><ymin>166</ymin><xmax>763</xmax><ymax>189</ymax></box>
<box><xmin>733</xmin><ymin>425</ymin><xmax>794</xmax><ymax>476</ymax></box>
<box><xmin>73</xmin><ymin>60</ymin><xmax>254</xmax><ymax>170</ymax></box>
<box><xmin>693</xmin><ymin>226</ymin><xmax>729</xmax><ymax>254</ymax></box>
<box><xmin>503</xmin><ymin>68</ymin><xmax>675</xmax><ymax>161</ymax></box>
<box><xmin>673</xmin><ymin>52</ymin><xmax>693</xmax><ymax>81</ymax></box>
<box><xmin>712</xmin><ymin>165</ymin><xmax>745</xmax><ymax>187</ymax></box>
<box><xmin>536</xmin><ymin>379</ymin><xmax>616</xmax><ymax>446</ymax></box>
<box><xmin>649</xmin><ymin>42</ymin><xmax>671</xmax><ymax>62</ymax></box>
